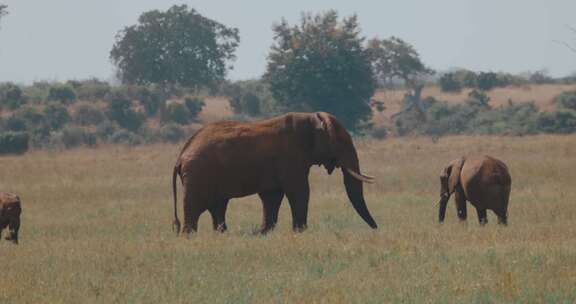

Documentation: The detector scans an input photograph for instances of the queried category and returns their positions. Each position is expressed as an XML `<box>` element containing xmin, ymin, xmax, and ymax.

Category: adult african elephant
<box><xmin>0</xmin><ymin>192</ymin><xmax>22</xmax><ymax>244</ymax></box>
<box><xmin>171</xmin><ymin>112</ymin><xmax>378</xmax><ymax>235</ymax></box>
<box><xmin>438</xmin><ymin>155</ymin><xmax>511</xmax><ymax>225</ymax></box>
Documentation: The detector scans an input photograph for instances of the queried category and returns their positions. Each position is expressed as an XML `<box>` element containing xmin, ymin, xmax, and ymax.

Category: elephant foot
<box><xmin>5</xmin><ymin>236</ymin><xmax>17</xmax><ymax>244</ymax></box>
<box><xmin>214</xmin><ymin>223</ymin><xmax>227</xmax><ymax>233</ymax></box>
<box><xmin>292</xmin><ymin>224</ymin><xmax>307</xmax><ymax>233</ymax></box>
<box><xmin>172</xmin><ymin>220</ymin><xmax>181</xmax><ymax>235</ymax></box>
<box><xmin>257</xmin><ymin>224</ymin><xmax>276</xmax><ymax>235</ymax></box>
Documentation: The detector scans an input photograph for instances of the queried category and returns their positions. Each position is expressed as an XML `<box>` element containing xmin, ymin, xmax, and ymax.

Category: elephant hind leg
<box><xmin>258</xmin><ymin>189</ymin><xmax>284</xmax><ymax>234</ymax></box>
<box><xmin>181</xmin><ymin>190</ymin><xmax>208</xmax><ymax>236</ymax></box>
<box><xmin>495</xmin><ymin>208</ymin><xmax>508</xmax><ymax>226</ymax></box>
<box><xmin>476</xmin><ymin>208</ymin><xmax>488</xmax><ymax>225</ymax></box>
<box><xmin>6</xmin><ymin>218</ymin><xmax>19</xmax><ymax>244</ymax></box>
<box><xmin>455</xmin><ymin>187</ymin><xmax>467</xmax><ymax>221</ymax></box>
<box><xmin>209</xmin><ymin>199</ymin><xmax>229</xmax><ymax>233</ymax></box>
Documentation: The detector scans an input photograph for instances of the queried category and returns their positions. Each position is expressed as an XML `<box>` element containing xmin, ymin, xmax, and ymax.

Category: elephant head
<box><xmin>310</xmin><ymin>112</ymin><xmax>378</xmax><ymax>229</ymax></box>
<box><xmin>438</xmin><ymin>157</ymin><xmax>465</xmax><ymax>222</ymax></box>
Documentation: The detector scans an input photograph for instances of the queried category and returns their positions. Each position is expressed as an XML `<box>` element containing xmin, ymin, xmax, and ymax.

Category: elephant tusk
<box><xmin>345</xmin><ymin>168</ymin><xmax>375</xmax><ymax>184</ymax></box>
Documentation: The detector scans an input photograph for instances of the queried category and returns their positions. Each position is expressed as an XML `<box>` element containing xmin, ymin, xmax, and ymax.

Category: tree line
<box><xmin>1</xmin><ymin>4</ymin><xmax>575</xmax><ymax>154</ymax></box>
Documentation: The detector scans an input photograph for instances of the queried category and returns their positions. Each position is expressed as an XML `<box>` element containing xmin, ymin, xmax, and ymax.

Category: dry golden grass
<box><xmin>1</xmin><ymin>135</ymin><xmax>576</xmax><ymax>303</ymax></box>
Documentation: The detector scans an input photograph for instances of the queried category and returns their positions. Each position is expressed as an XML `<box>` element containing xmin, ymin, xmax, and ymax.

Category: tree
<box><xmin>0</xmin><ymin>5</ymin><xmax>7</xmax><ymax>25</ymax></box>
<box><xmin>110</xmin><ymin>5</ymin><xmax>239</xmax><ymax>91</ymax></box>
<box><xmin>368</xmin><ymin>37</ymin><xmax>433</xmax><ymax>89</ymax></box>
<box><xmin>265</xmin><ymin>11</ymin><xmax>375</xmax><ymax>130</ymax></box>
<box><xmin>368</xmin><ymin>37</ymin><xmax>433</xmax><ymax>128</ymax></box>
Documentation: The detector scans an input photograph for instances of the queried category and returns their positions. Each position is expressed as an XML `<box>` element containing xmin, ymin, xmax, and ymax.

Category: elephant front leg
<box><xmin>285</xmin><ymin>181</ymin><xmax>310</xmax><ymax>233</ymax></box>
<box><xmin>258</xmin><ymin>190</ymin><xmax>284</xmax><ymax>234</ymax></box>
<box><xmin>476</xmin><ymin>208</ymin><xmax>488</xmax><ymax>225</ymax></box>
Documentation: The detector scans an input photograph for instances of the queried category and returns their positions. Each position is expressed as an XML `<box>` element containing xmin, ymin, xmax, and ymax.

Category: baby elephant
<box><xmin>0</xmin><ymin>192</ymin><xmax>22</xmax><ymax>244</ymax></box>
<box><xmin>438</xmin><ymin>155</ymin><xmax>511</xmax><ymax>225</ymax></box>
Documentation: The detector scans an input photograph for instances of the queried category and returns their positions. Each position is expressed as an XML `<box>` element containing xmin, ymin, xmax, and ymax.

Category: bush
<box><xmin>109</xmin><ymin>130</ymin><xmax>143</xmax><ymax>146</ymax></box>
<box><xmin>47</xmin><ymin>84</ymin><xmax>76</xmax><ymax>104</ymax></box>
<box><xmin>21</xmin><ymin>81</ymin><xmax>51</xmax><ymax>103</ymax></box>
<box><xmin>226</xmin><ymin>79</ymin><xmax>276</xmax><ymax>117</ymax></box>
<box><xmin>555</xmin><ymin>91</ymin><xmax>576</xmax><ymax>111</ymax></box>
<box><xmin>9</xmin><ymin>107</ymin><xmax>46</xmax><ymax>131</ymax></box>
<box><xmin>106</xmin><ymin>93</ymin><xmax>145</xmax><ymax>131</ymax></box>
<box><xmin>438</xmin><ymin>73</ymin><xmax>462</xmax><ymax>92</ymax></box>
<box><xmin>57</xmin><ymin>126</ymin><xmax>95</xmax><ymax>148</ymax></box>
<box><xmin>370</xmin><ymin>124</ymin><xmax>388</xmax><ymax>139</ymax></box>
<box><xmin>537</xmin><ymin>110</ymin><xmax>576</xmax><ymax>134</ymax></box>
<box><xmin>165</xmin><ymin>102</ymin><xmax>191</xmax><ymax>125</ymax></box>
<box><xmin>4</xmin><ymin>116</ymin><xmax>27</xmax><ymax>131</ymax></box>
<box><xmin>43</xmin><ymin>103</ymin><xmax>70</xmax><ymax>130</ymax></box>
<box><xmin>472</xmin><ymin>102</ymin><xmax>538</xmax><ymax>135</ymax></box>
<box><xmin>68</xmin><ymin>79</ymin><xmax>111</xmax><ymax>101</ymax></box>
<box><xmin>184</xmin><ymin>97</ymin><xmax>205</xmax><ymax>119</ymax></box>
<box><xmin>137</xmin><ymin>86</ymin><xmax>163</xmax><ymax>117</ymax></box>
<box><xmin>0</xmin><ymin>131</ymin><xmax>29</xmax><ymax>154</ymax></box>
<box><xmin>466</xmin><ymin>90</ymin><xmax>491</xmax><ymax>109</ymax></box>
<box><xmin>476</xmin><ymin>72</ymin><xmax>501</xmax><ymax>91</ymax></box>
<box><xmin>158</xmin><ymin>123</ymin><xmax>186</xmax><ymax>143</ymax></box>
<box><xmin>0</xmin><ymin>82</ymin><xmax>26</xmax><ymax>110</ymax></box>
<box><xmin>74</xmin><ymin>104</ymin><xmax>105</xmax><ymax>126</ymax></box>
<box><xmin>95</xmin><ymin>120</ymin><xmax>116</xmax><ymax>139</ymax></box>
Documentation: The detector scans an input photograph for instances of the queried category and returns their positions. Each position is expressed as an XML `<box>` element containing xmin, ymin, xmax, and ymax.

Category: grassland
<box><xmin>1</xmin><ymin>135</ymin><xmax>576</xmax><ymax>303</ymax></box>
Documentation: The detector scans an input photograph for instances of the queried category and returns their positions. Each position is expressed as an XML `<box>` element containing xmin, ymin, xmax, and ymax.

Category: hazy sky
<box><xmin>0</xmin><ymin>0</ymin><xmax>575</xmax><ymax>84</ymax></box>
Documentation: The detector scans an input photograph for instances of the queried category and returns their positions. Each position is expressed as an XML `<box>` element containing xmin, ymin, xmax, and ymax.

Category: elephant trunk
<box><xmin>341</xmin><ymin>150</ymin><xmax>378</xmax><ymax>229</ymax></box>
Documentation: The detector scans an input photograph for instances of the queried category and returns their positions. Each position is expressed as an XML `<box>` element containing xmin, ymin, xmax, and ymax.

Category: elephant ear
<box><xmin>447</xmin><ymin>157</ymin><xmax>465</xmax><ymax>194</ymax></box>
<box><xmin>313</xmin><ymin>112</ymin><xmax>338</xmax><ymax>174</ymax></box>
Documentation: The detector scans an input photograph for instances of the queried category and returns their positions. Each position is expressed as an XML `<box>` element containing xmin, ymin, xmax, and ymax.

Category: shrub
<box><xmin>137</xmin><ymin>86</ymin><xmax>163</xmax><ymax>117</ymax></box>
<box><xmin>95</xmin><ymin>120</ymin><xmax>116</xmax><ymax>139</ymax></box>
<box><xmin>0</xmin><ymin>82</ymin><xmax>26</xmax><ymax>110</ymax></box>
<box><xmin>21</xmin><ymin>82</ymin><xmax>51</xmax><ymax>103</ymax></box>
<box><xmin>158</xmin><ymin>123</ymin><xmax>186</xmax><ymax>143</ymax></box>
<box><xmin>68</xmin><ymin>79</ymin><xmax>111</xmax><ymax>101</ymax></box>
<box><xmin>438</xmin><ymin>73</ymin><xmax>462</xmax><ymax>92</ymax></box>
<box><xmin>227</xmin><ymin>80</ymin><xmax>276</xmax><ymax>117</ymax></box>
<box><xmin>47</xmin><ymin>84</ymin><xmax>76</xmax><ymax>104</ymax></box>
<box><xmin>4</xmin><ymin>116</ymin><xmax>27</xmax><ymax>131</ymax></box>
<box><xmin>9</xmin><ymin>107</ymin><xmax>46</xmax><ymax>131</ymax></box>
<box><xmin>74</xmin><ymin>104</ymin><xmax>105</xmax><ymax>126</ymax></box>
<box><xmin>184</xmin><ymin>97</ymin><xmax>205</xmax><ymax>119</ymax></box>
<box><xmin>165</xmin><ymin>102</ymin><xmax>191</xmax><ymax>125</ymax></box>
<box><xmin>58</xmin><ymin>126</ymin><xmax>94</xmax><ymax>148</ymax></box>
<box><xmin>537</xmin><ymin>110</ymin><xmax>576</xmax><ymax>134</ymax></box>
<box><xmin>109</xmin><ymin>130</ymin><xmax>143</xmax><ymax>146</ymax></box>
<box><xmin>106</xmin><ymin>93</ymin><xmax>145</xmax><ymax>131</ymax></box>
<box><xmin>0</xmin><ymin>131</ymin><xmax>29</xmax><ymax>154</ymax></box>
<box><xmin>466</xmin><ymin>90</ymin><xmax>491</xmax><ymax>109</ymax></box>
<box><xmin>370</xmin><ymin>124</ymin><xmax>388</xmax><ymax>139</ymax></box>
<box><xmin>476</xmin><ymin>72</ymin><xmax>501</xmax><ymax>91</ymax></box>
<box><xmin>471</xmin><ymin>102</ymin><xmax>538</xmax><ymax>136</ymax></box>
<box><xmin>555</xmin><ymin>91</ymin><xmax>576</xmax><ymax>111</ymax></box>
<box><xmin>43</xmin><ymin>103</ymin><xmax>70</xmax><ymax>130</ymax></box>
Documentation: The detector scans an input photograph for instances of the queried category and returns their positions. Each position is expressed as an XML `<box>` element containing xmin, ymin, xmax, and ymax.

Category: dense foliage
<box><xmin>110</xmin><ymin>5</ymin><xmax>239</xmax><ymax>90</ymax></box>
<box><xmin>265</xmin><ymin>11</ymin><xmax>375</xmax><ymax>131</ymax></box>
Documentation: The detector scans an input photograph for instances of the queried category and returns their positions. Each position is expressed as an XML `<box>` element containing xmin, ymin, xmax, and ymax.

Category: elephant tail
<box><xmin>172</xmin><ymin>163</ymin><xmax>181</xmax><ymax>235</ymax></box>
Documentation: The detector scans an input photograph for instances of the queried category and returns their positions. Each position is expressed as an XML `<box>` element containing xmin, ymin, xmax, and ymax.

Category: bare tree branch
<box><xmin>553</xmin><ymin>40</ymin><xmax>576</xmax><ymax>53</ymax></box>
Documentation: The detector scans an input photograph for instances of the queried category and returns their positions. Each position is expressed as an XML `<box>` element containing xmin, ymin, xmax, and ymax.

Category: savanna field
<box><xmin>1</xmin><ymin>134</ymin><xmax>575</xmax><ymax>303</ymax></box>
